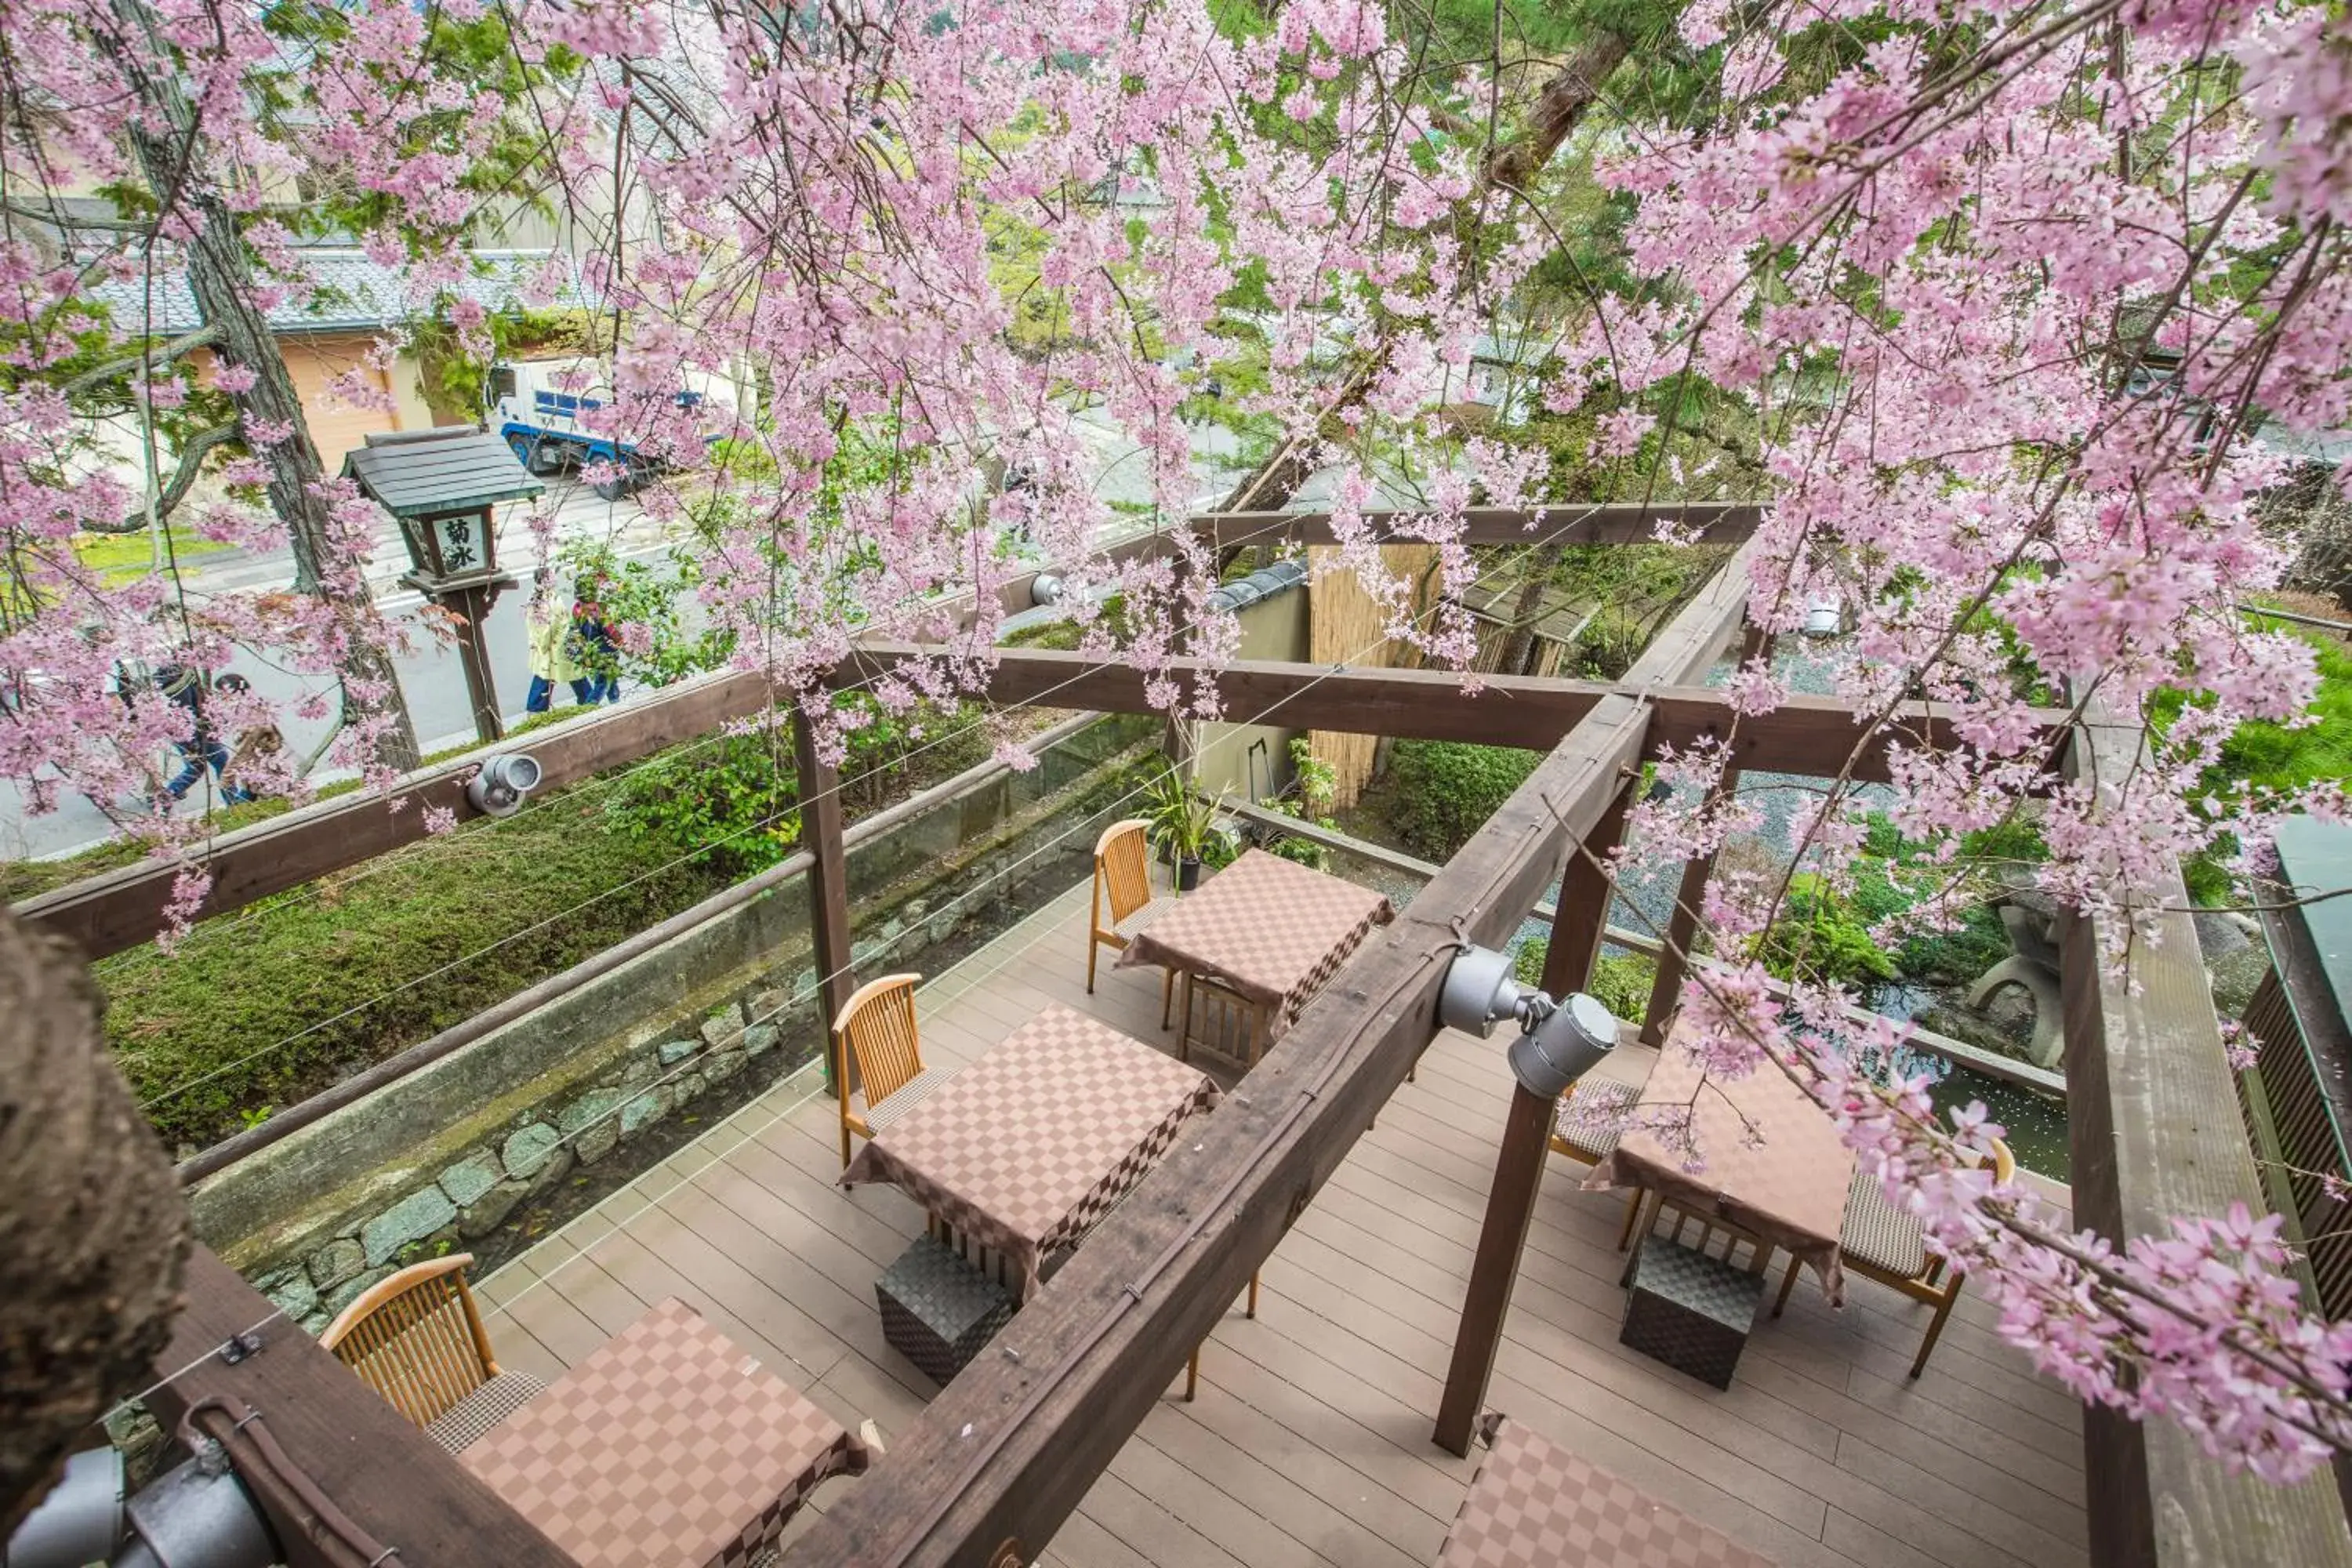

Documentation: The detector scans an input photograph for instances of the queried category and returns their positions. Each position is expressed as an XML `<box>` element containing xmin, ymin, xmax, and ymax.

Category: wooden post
<box><xmin>1637</xmin><ymin>625</ymin><xmax>1772</xmax><ymax>1047</ymax></box>
<box><xmin>1428</xmin><ymin>548</ymin><xmax>1755</xmax><ymax>1460</ymax></box>
<box><xmin>2060</xmin><ymin>709</ymin><xmax>2352</xmax><ymax>1568</ymax></box>
<box><xmin>793</xmin><ymin>705</ymin><xmax>857</xmax><ymax>1076</ymax></box>
<box><xmin>446</xmin><ymin>580</ymin><xmax>508</xmax><ymax>747</ymax></box>
<box><xmin>1434</xmin><ymin>771</ymin><xmax>1638</xmax><ymax>1455</ymax></box>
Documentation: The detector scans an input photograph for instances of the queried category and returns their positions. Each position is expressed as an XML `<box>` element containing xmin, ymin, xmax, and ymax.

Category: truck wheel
<box><xmin>593</xmin><ymin>471</ymin><xmax>630</xmax><ymax>502</ymax></box>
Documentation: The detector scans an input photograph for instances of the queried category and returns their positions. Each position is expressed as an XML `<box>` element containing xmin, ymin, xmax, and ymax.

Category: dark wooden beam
<box><xmin>1434</xmin><ymin>766</ymin><xmax>1642</xmax><ymax>1456</ymax></box>
<box><xmin>837</xmin><ymin>644</ymin><xmax>2067</xmax><ymax>784</ymax></box>
<box><xmin>14</xmin><ymin>666</ymin><xmax>781</xmax><ymax>960</ymax></box>
<box><xmin>793</xmin><ymin>706</ymin><xmax>856</xmax><ymax>1054</ymax></box>
<box><xmin>144</xmin><ymin>1246</ymin><xmax>571</xmax><ymax>1568</ymax></box>
<box><xmin>780</xmin><ymin>676</ymin><xmax>1655</xmax><ymax>1568</ymax></box>
<box><xmin>1189</xmin><ymin>502</ymin><xmax>1766</xmax><ymax>551</ymax></box>
<box><xmin>2059</xmin><ymin>710</ymin><xmax>2352</xmax><ymax>1568</ymax></box>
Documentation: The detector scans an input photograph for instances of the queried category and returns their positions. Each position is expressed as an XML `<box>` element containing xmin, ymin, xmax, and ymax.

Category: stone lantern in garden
<box><xmin>343</xmin><ymin>429</ymin><xmax>544</xmax><ymax>746</ymax></box>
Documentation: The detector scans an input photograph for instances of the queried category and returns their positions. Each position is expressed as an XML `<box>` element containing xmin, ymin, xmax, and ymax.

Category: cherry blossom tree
<box><xmin>2</xmin><ymin>0</ymin><xmax>2349</xmax><ymax>1480</ymax></box>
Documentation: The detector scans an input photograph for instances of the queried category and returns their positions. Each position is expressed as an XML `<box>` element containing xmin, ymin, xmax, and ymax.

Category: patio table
<box><xmin>1115</xmin><ymin>848</ymin><xmax>1394</xmax><ymax>1057</ymax></box>
<box><xmin>1437</xmin><ymin>1418</ymin><xmax>1777</xmax><ymax>1567</ymax></box>
<box><xmin>1586</xmin><ymin>1016</ymin><xmax>1857</xmax><ymax>1302</ymax></box>
<box><xmin>840</xmin><ymin>1003</ymin><xmax>1220</xmax><ymax>1298</ymax></box>
<box><xmin>459</xmin><ymin>1297</ymin><xmax>869</xmax><ymax>1568</ymax></box>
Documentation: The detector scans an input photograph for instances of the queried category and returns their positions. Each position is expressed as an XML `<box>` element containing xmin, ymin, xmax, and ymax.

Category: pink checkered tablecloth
<box><xmin>1115</xmin><ymin>849</ymin><xmax>1393</xmax><ymax>1040</ymax></box>
<box><xmin>840</xmin><ymin>1004</ymin><xmax>1220</xmax><ymax>1297</ymax></box>
<box><xmin>459</xmin><ymin>1298</ymin><xmax>868</xmax><ymax>1568</ymax></box>
<box><xmin>1586</xmin><ymin>1014</ymin><xmax>1857</xmax><ymax>1302</ymax></box>
<box><xmin>1439</xmin><ymin>1420</ymin><xmax>1777</xmax><ymax>1566</ymax></box>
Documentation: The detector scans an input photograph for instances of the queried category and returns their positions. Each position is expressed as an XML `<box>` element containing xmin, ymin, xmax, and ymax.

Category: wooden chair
<box><xmin>1178</xmin><ymin>972</ymin><xmax>1272</xmax><ymax>1068</ymax></box>
<box><xmin>320</xmin><ymin>1253</ymin><xmax>543</xmax><ymax>1453</ymax></box>
<box><xmin>1548</xmin><ymin>1041</ymin><xmax>1658</xmax><ymax>1251</ymax></box>
<box><xmin>1773</xmin><ymin>1138</ymin><xmax>2016</xmax><ymax>1377</ymax></box>
<box><xmin>1088</xmin><ymin>819</ymin><xmax>1175</xmax><ymax>1028</ymax></box>
<box><xmin>836</xmin><ymin>972</ymin><xmax>946</xmax><ymax>1167</ymax></box>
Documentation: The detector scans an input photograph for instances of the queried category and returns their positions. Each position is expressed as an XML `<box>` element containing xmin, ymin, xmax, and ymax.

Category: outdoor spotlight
<box><xmin>1029</xmin><ymin>572</ymin><xmax>1065</xmax><ymax>607</ymax></box>
<box><xmin>5</xmin><ymin>1444</ymin><xmax>278</xmax><ymax>1568</ymax></box>
<box><xmin>1436</xmin><ymin>942</ymin><xmax>1533</xmax><ymax>1037</ymax></box>
<box><xmin>1506</xmin><ymin>991</ymin><xmax>1618</xmax><ymax>1099</ymax></box>
<box><xmin>465</xmin><ymin>751</ymin><xmax>543</xmax><ymax>818</ymax></box>
<box><xmin>1436</xmin><ymin>943</ymin><xmax>1621</xmax><ymax>1098</ymax></box>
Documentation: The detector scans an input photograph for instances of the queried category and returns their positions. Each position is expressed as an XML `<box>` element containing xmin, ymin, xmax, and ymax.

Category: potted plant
<box><xmin>1143</xmin><ymin>764</ymin><xmax>1218</xmax><ymax>891</ymax></box>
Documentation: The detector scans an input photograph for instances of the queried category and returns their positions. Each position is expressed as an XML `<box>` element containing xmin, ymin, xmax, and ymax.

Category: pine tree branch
<box><xmin>58</xmin><ymin>325</ymin><xmax>223</xmax><ymax>399</ymax></box>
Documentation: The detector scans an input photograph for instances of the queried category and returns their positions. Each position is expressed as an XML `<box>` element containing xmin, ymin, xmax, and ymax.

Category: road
<box><xmin>2</xmin><ymin>418</ymin><xmax>1254</xmax><ymax>864</ymax></box>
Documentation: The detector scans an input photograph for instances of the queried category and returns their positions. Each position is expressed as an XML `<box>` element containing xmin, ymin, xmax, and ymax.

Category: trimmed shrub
<box><xmin>1385</xmin><ymin>741</ymin><xmax>1543</xmax><ymax>860</ymax></box>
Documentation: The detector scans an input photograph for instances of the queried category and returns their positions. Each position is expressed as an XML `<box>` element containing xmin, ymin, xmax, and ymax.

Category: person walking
<box><xmin>568</xmin><ymin>586</ymin><xmax>622</xmax><ymax>706</ymax></box>
<box><xmin>151</xmin><ymin>664</ymin><xmax>254</xmax><ymax>805</ymax></box>
<box><xmin>524</xmin><ymin>573</ymin><xmax>579</xmax><ymax>713</ymax></box>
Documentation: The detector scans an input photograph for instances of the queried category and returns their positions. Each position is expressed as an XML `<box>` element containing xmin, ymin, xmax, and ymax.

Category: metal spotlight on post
<box><xmin>1430</xmin><ymin>942</ymin><xmax>1621</xmax><ymax>1456</ymax></box>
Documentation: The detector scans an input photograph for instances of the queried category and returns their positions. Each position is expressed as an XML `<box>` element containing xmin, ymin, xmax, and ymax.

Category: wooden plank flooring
<box><xmin>475</xmin><ymin>878</ymin><xmax>2088</xmax><ymax>1568</ymax></box>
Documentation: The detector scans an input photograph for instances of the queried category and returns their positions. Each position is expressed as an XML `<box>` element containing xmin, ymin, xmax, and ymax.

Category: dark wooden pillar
<box><xmin>1638</xmin><ymin>625</ymin><xmax>1771</xmax><ymax>1047</ymax></box>
<box><xmin>793</xmin><ymin>705</ymin><xmax>857</xmax><ymax>1083</ymax></box>
<box><xmin>1434</xmin><ymin>771</ymin><xmax>1638</xmax><ymax>1455</ymax></box>
<box><xmin>447</xmin><ymin>580</ymin><xmax>509</xmax><ymax>747</ymax></box>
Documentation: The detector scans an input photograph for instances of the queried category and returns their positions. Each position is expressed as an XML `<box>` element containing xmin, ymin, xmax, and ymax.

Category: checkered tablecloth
<box><xmin>1116</xmin><ymin>849</ymin><xmax>1394</xmax><ymax>1040</ymax></box>
<box><xmin>1439</xmin><ymin>1420</ymin><xmax>1777</xmax><ymax>1567</ymax></box>
<box><xmin>840</xmin><ymin>1003</ymin><xmax>1220</xmax><ymax>1298</ymax></box>
<box><xmin>459</xmin><ymin>1298</ymin><xmax>869</xmax><ymax>1568</ymax></box>
<box><xmin>1587</xmin><ymin>1015</ymin><xmax>1857</xmax><ymax>1302</ymax></box>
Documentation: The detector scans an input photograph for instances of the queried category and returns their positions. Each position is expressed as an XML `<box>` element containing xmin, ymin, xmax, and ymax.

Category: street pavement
<box><xmin>2</xmin><ymin>420</ymin><xmax>1255</xmax><ymax>864</ymax></box>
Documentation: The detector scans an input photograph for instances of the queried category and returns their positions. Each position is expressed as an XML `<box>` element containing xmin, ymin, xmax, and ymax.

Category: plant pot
<box><xmin>1175</xmin><ymin>856</ymin><xmax>1203</xmax><ymax>891</ymax></box>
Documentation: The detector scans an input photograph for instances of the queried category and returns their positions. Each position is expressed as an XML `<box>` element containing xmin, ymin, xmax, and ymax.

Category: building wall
<box><xmin>1189</xmin><ymin>586</ymin><xmax>1311</xmax><ymax>805</ymax></box>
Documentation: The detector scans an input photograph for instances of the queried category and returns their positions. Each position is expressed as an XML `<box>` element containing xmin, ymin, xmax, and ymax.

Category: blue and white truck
<box><xmin>486</xmin><ymin>360</ymin><xmax>738</xmax><ymax>500</ymax></box>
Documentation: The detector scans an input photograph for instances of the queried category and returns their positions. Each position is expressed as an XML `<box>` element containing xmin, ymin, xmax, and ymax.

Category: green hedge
<box><xmin>1384</xmin><ymin>740</ymin><xmax>1543</xmax><ymax>860</ymax></box>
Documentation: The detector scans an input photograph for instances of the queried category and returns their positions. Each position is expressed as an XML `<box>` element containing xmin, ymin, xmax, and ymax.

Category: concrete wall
<box><xmin>200</xmin><ymin>715</ymin><xmax>1160</xmax><ymax>1330</ymax></box>
<box><xmin>1191</xmin><ymin>583</ymin><xmax>1311</xmax><ymax>804</ymax></box>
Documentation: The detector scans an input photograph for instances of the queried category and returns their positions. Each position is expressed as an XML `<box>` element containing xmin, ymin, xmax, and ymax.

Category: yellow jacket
<box><xmin>528</xmin><ymin>600</ymin><xmax>581</xmax><ymax>683</ymax></box>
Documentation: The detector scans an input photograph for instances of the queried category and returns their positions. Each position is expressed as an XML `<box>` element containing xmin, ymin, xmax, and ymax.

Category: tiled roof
<box><xmin>87</xmin><ymin>248</ymin><xmax>593</xmax><ymax>337</ymax></box>
<box><xmin>342</xmin><ymin>427</ymin><xmax>543</xmax><ymax>517</ymax></box>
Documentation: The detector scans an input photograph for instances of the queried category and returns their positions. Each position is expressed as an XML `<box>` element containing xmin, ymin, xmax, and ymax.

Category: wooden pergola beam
<box><xmin>784</xmin><ymin>545</ymin><xmax>1759</xmax><ymax>1566</ymax></box>
<box><xmin>2060</xmin><ymin>712</ymin><xmax>2352</xmax><ymax>1567</ymax></box>
<box><xmin>16</xmin><ymin>632</ymin><xmax>2065</xmax><ymax>962</ymax></box>
<box><xmin>835</xmin><ymin>642</ymin><xmax>2065</xmax><ymax>782</ymax></box>
<box><xmin>1189</xmin><ymin>501</ymin><xmax>1765</xmax><ymax>550</ymax></box>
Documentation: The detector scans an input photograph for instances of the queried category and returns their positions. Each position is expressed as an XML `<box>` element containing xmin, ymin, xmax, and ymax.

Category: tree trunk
<box><xmin>97</xmin><ymin>0</ymin><xmax>422</xmax><ymax>775</ymax></box>
<box><xmin>1212</xmin><ymin>26</ymin><xmax>1646</xmax><ymax>518</ymax></box>
<box><xmin>1495</xmin><ymin>542</ymin><xmax>1566</xmax><ymax>675</ymax></box>
<box><xmin>0</xmin><ymin>909</ymin><xmax>192</xmax><ymax>1539</ymax></box>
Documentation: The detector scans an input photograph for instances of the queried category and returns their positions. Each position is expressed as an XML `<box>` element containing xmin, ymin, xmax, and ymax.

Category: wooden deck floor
<box><xmin>475</xmin><ymin>878</ymin><xmax>2089</xmax><ymax>1568</ymax></box>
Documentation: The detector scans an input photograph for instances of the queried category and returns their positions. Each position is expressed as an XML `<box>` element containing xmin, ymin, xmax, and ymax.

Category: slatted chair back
<box><xmin>1094</xmin><ymin>820</ymin><xmax>1153</xmax><ymax>930</ymax></box>
<box><xmin>835</xmin><ymin>972</ymin><xmax>932</xmax><ymax>1166</ymax></box>
<box><xmin>1180</xmin><ymin>974</ymin><xmax>1268</xmax><ymax>1068</ymax></box>
<box><xmin>321</xmin><ymin>1254</ymin><xmax>502</xmax><ymax>1430</ymax></box>
<box><xmin>1774</xmin><ymin>1137</ymin><xmax>2016</xmax><ymax>1377</ymax></box>
<box><xmin>839</xmin><ymin>972</ymin><xmax>926</xmax><ymax>1108</ymax></box>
